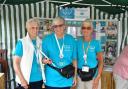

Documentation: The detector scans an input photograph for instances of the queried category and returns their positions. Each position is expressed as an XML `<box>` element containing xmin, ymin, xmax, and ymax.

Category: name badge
<box><xmin>82</xmin><ymin>66</ymin><xmax>89</xmax><ymax>72</ymax></box>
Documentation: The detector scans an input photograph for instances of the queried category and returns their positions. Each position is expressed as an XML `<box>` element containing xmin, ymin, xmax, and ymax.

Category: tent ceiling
<box><xmin>0</xmin><ymin>0</ymin><xmax>128</xmax><ymax>14</ymax></box>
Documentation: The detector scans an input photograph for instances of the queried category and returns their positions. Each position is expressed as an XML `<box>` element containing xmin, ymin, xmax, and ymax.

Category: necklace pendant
<box><xmin>83</xmin><ymin>54</ymin><xmax>87</xmax><ymax>60</ymax></box>
<box><xmin>59</xmin><ymin>53</ymin><xmax>64</xmax><ymax>59</ymax></box>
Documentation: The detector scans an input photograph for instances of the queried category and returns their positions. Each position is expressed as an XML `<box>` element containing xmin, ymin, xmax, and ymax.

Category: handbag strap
<box><xmin>47</xmin><ymin>64</ymin><xmax>73</xmax><ymax>72</ymax></box>
<box><xmin>47</xmin><ymin>64</ymin><xmax>60</xmax><ymax>72</ymax></box>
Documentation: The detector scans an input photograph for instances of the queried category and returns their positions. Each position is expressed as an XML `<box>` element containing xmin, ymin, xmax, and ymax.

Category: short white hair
<box><xmin>52</xmin><ymin>17</ymin><xmax>65</xmax><ymax>25</ymax></box>
<box><xmin>82</xmin><ymin>19</ymin><xmax>93</xmax><ymax>28</ymax></box>
<box><xmin>26</xmin><ymin>17</ymin><xmax>40</xmax><ymax>28</ymax></box>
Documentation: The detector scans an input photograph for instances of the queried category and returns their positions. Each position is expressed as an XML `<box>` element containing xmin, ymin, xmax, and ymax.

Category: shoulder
<box><xmin>13</xmin><ymin>39</ymin><xmax>23</xmax><ymax>55</ymax></box>
<box><xmin>65</xmin><ymin>34</ymin><xmax>74</xmax><ymax>39</ymax></box>
<box><xmin>65</xmin><ymin>34</ymin><xmax>77</xmax><ymax>45</ymax></box>
<box><xmin>76</xmin><ymin>37</ymin><xmax>82</xmax><ymax>43</ymax></box>
<box><xmin>122</xmin><ymin>45</ymin><xmax>128</xmax><ymax>52</ymax></box>
<box><xmin>92</xmin><ymin>39</ymin><xmax>100</xmax><ymax>44</ymax></box>
<box><xmin>19</xmin><ymin>36</ymin><xmax>29</xmax><ymax>43</ymax></box>
<box><xmin>43</xmin><ymin>33</ymin><xmax>54</xmax><ymax>41</ymax></box>
<box><xmin>65</xmin><ymin>34</ymin><xmax>76</xmax><ymax>41</ymax></box>
<box><xmin>16</xmin><ymin>39</ymin><xmax>23</xmax><ymax>46</ymax></box>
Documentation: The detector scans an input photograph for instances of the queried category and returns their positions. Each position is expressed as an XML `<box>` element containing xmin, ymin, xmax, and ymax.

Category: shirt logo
<box><xmin>64</xmin><ymin>45</ymin><xmax>72</xmax><ymax>51</ymax></box>
<box><xmin>90</xmin><ymin>46</ymin><xmax>95</xmax><ymax>52</ymax></box>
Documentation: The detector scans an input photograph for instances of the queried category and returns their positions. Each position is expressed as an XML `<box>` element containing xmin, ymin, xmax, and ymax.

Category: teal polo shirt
<box><xmin>42</xmin><ymin>33</ymin><xmax>76</xmax><ymax>87</ymax></box>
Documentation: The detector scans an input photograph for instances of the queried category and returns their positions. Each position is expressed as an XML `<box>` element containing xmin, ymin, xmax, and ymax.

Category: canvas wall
<box><xmin>0</xmin><ymin>1</ymin><xmax>128</xmax><ymax>89</ymax></box>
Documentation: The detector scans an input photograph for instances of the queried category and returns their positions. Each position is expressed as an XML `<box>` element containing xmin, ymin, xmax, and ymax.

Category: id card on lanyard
<box><xmin>54</xmin><ymin>34</ymin><xmax>65</xmax><ymax>66</ymax></box>
<box><xmin>82</xmin><ymin>41</ymin><xmax>91</xmax><ymax>72</ymax></box>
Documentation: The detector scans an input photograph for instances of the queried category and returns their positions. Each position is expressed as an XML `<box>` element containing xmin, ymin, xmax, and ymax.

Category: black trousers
<box><xmin>15</xmin><ymin>80</ymin><xmax>43</xmax><ymax>89</ymax></box>
<box><xmin>45</xmin><ymin>85</ymin><xmax>70</xmax><ymax>89</ymax></box>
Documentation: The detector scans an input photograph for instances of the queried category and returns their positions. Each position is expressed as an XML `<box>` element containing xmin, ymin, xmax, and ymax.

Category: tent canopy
<box><xmin>0</xmin><ymin>0</ymin><xmax>128</xmax><ymax>14</ymax></box>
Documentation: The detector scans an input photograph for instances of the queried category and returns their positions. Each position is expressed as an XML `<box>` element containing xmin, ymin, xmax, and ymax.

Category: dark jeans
<box><xmin>45</xmin><ymin>85</ymin><xmax>70</xmax><ymax>89</ymax></box>
<box><xmin>15</xmin><ymin>80</ymin><xmax>43</xmax><ymax>89</ymax></box>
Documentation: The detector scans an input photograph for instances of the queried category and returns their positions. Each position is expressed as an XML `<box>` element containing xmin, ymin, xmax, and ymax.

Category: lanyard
<box><xmin>37</xmin><ymin>47</ymin><xmax>56</xmax><ymax>67</ymax></box>
<box><xmin>54</xmin><ymin>34</ymin><xmax>64</xmax><ymax>58</ymax></box>
<box><xmin>35</xmin><ymin>49</ymin><xmax>39</xmax><ymax>63</ymax></box>
<box><xmin>82</xmin><ymin>40</ymin><xmax>91</xmax><ymax>64</ymax></box>
<box><xmin>33</xmin><ymin>44</ymin><xmax>40</xmax><ymax>64</ymax></box>
<box><xmin>33</xmin><ymin>44</ymin><xmax>46</xmax><ymax>83</ymax></box>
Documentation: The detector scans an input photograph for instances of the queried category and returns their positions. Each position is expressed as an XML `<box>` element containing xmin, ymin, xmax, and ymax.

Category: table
<box><xmin>101</xmin><ymin>71</ymin><xmax>115</xmax><ymax>89</ymax></box>
<box><xmin>0</xmin><ymin>73</ymin><xmax>5</xmax><ymax>89</ymax></box>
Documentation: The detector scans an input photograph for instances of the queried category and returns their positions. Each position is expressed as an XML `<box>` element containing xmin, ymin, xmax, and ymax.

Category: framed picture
<box><xmin>38</xmin><ymin>19</ymin><xmax>53</xmax><ymax>38</ymax></box>
<box><xmin>93</xmin><ymin>21</ymin><xmax>107</xmax><ymax>32</ymax></box>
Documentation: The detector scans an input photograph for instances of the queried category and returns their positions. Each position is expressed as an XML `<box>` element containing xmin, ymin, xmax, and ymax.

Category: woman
<box><xmin>42</xmin><ymin>17</ymin><xmax>77</xmax><ymax>89</ymax></box>
<box><xmin>76</xmin><ymin>19</ymin><xmax>103</xmax><ymax>89</ymax></box>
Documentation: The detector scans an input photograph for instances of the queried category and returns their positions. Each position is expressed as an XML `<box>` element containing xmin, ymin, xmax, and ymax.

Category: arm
<box><xmin>72</xmin><ymin>59</ymin><xmax>77</xmax><ymax>87</ymax></box>
<box><xmin>73</xmin><ymin>59</ymin><xmax>77</xmax><ymax>77</ymax></box>
<box><xmin>72</xmin><ymin>39</ymin><xmax>78</xmax><ymax>87</ymax></box>
<box><xmin>97</xmin><ymin>52</ymin><xmax>104</xmax><ymax>78</ymax></box>
<box><xmin>95</xmin><ymin>41</ymin><xmax>104</xmax><ymax>78</ymax></box>
<box><xmin>13</xmin><ymin>56</ymin><xmax>28</xmax><ymax>89</ymax></box>
<box><xmin>42</xmin><ymin>36</ymin><xmax>52</xmax><ymax>64</ymax></box>
<box><xmin>93</xmin><ymin>52</ymin><xmax>104</xmax><ymax>89</ymax></box>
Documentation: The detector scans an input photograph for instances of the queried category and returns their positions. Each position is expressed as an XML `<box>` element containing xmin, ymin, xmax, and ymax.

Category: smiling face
<box><xmin>52</xmin><ymin>17</ymin><xmax>66</xmax><ymax>38</ymax></box>
<box><xmin>81</xmin><ymin>21</ymin><xmax>93</xmax><ymax>37</ymax></box>
<box><xmin>26</xmin><ymin>18</ymin><xmax>40</xmax><ymax>39</ymax></box>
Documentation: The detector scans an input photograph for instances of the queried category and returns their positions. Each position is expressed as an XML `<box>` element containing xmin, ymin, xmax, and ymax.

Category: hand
<box><xmin>21</xmin><ymin>79</ymin><xmax>29</xmax><ymax>89</ymax></box>
<box><xmin>92</xmin><ymin>75</ymin><xmax>100</xmax><ymax>89</ymax></box>
<box><xmin>42</xmin><ymin>58</ymin><xmax>52</xmax><ymax>64</ymax></box>
<box><xmin>72</xmin><ymin>76</ymin><xmax>77</xmax><ymax>87</ymax></box>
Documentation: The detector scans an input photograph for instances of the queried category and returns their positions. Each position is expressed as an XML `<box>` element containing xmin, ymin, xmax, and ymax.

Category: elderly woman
<box><xmin>13</xmin><ymin>17</ymin><xmax>50</xmax><ymax>89</ymax></box>
<box><xmin>76</xmin><ymin>19</ymin><xmax>103</xmax><ymax>89</ymax></box>
<box><xmin>42</xmin><ymin>17</ymin><xmax>77</xmax><ymax>89</ymax></box>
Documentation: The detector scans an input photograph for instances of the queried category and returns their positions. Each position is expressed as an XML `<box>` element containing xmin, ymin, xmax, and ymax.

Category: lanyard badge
<box><xmin>55</xmin><ymin>34</ymin><xmax>65</xmax><ymax>66</ymax></box>
<box><xmin>82</xmin><ymin>41</ymin><xmax>91</xmax><ymax>72</ymax></box>
<box><xmin>55</xmin><ymin>34</ymin><xmax>64</xmax><ymax>59</ymax></box>
<box><xmin>82</xmin><ymin>65</ymin><xmax>89</xmax><ymax>72</ymax></box>
<box><xmin>82</xmin><ymin>53</ymin><xmax>89</xmax><ymax>72</ymax></box>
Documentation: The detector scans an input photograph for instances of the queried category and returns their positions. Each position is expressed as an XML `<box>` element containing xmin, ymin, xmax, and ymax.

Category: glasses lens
<box><xmin>53</xmin><ymin>24</ymin><xmax>64</xmax><ymax>29</ymax></box>
<box><xmin>82</xmin><ymin>27</ymin><xmax>91</xmax><ymax>30</ymax></box>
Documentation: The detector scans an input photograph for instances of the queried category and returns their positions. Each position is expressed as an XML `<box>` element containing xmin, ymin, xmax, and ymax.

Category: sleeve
<box><xmin>72</xmin><ymin>38</ymin><xmax>77</xmax><ymax>60</ymax></box>
<box><xmin>13</xmin><ymin>40</ymin><xmax>23</xmax><ymax>58</ymax></box>
<box><xmin>95</xmin><ymin>40</ymin><xmax>102</xmax><ymax>53</ymax></box>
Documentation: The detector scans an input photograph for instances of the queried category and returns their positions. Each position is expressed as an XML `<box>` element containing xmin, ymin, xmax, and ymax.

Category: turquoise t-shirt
<box><xmin>42</xmin><ymin>33</ymin><xmax>77</xmax><ymax>87</ymax></box>
<box><xmin>14</xmin><ymin>40</ymin><xmax>42</xmax><ymax>82</ymax></box>
<box><xmin>77</xmin><ymin>38</ymin><xmax>102</xmax><ymax>69</ymax></box>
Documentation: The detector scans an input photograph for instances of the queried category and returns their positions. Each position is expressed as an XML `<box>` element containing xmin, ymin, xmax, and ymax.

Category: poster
<box><xmin>38</xmin><ymin>19</ymin><xmax>53</xmax><ymax>39</ymax></box>
<box><xmin>74</xmin><ymin>8</ymin><xmax>90</xmax><ymax>20</ymax></box>
<box><xmin>93</xmin><ymin>21</ymin><xmax>107</xmax><ymax>32</ymax></box>
<box><xmin>59</xmin><ymin>7</ymin><xmax>90</xmax><ymax>20</ymax></box>
<box><xmin>59</xmin><ymin>7</ymin><xmax>75</xmax><ymax>19</ymax></box>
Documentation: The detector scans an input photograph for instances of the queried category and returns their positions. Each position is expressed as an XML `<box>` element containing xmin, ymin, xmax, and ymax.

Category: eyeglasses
<box><xmin>52</xmin><ymin>24</ymin><xmax>64</xmax><ymax>29</ymax></box>
<box><xmin>82</xmin><ymin>27</ymin><xmax>91</xmax><ymax>30</ymax></box>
